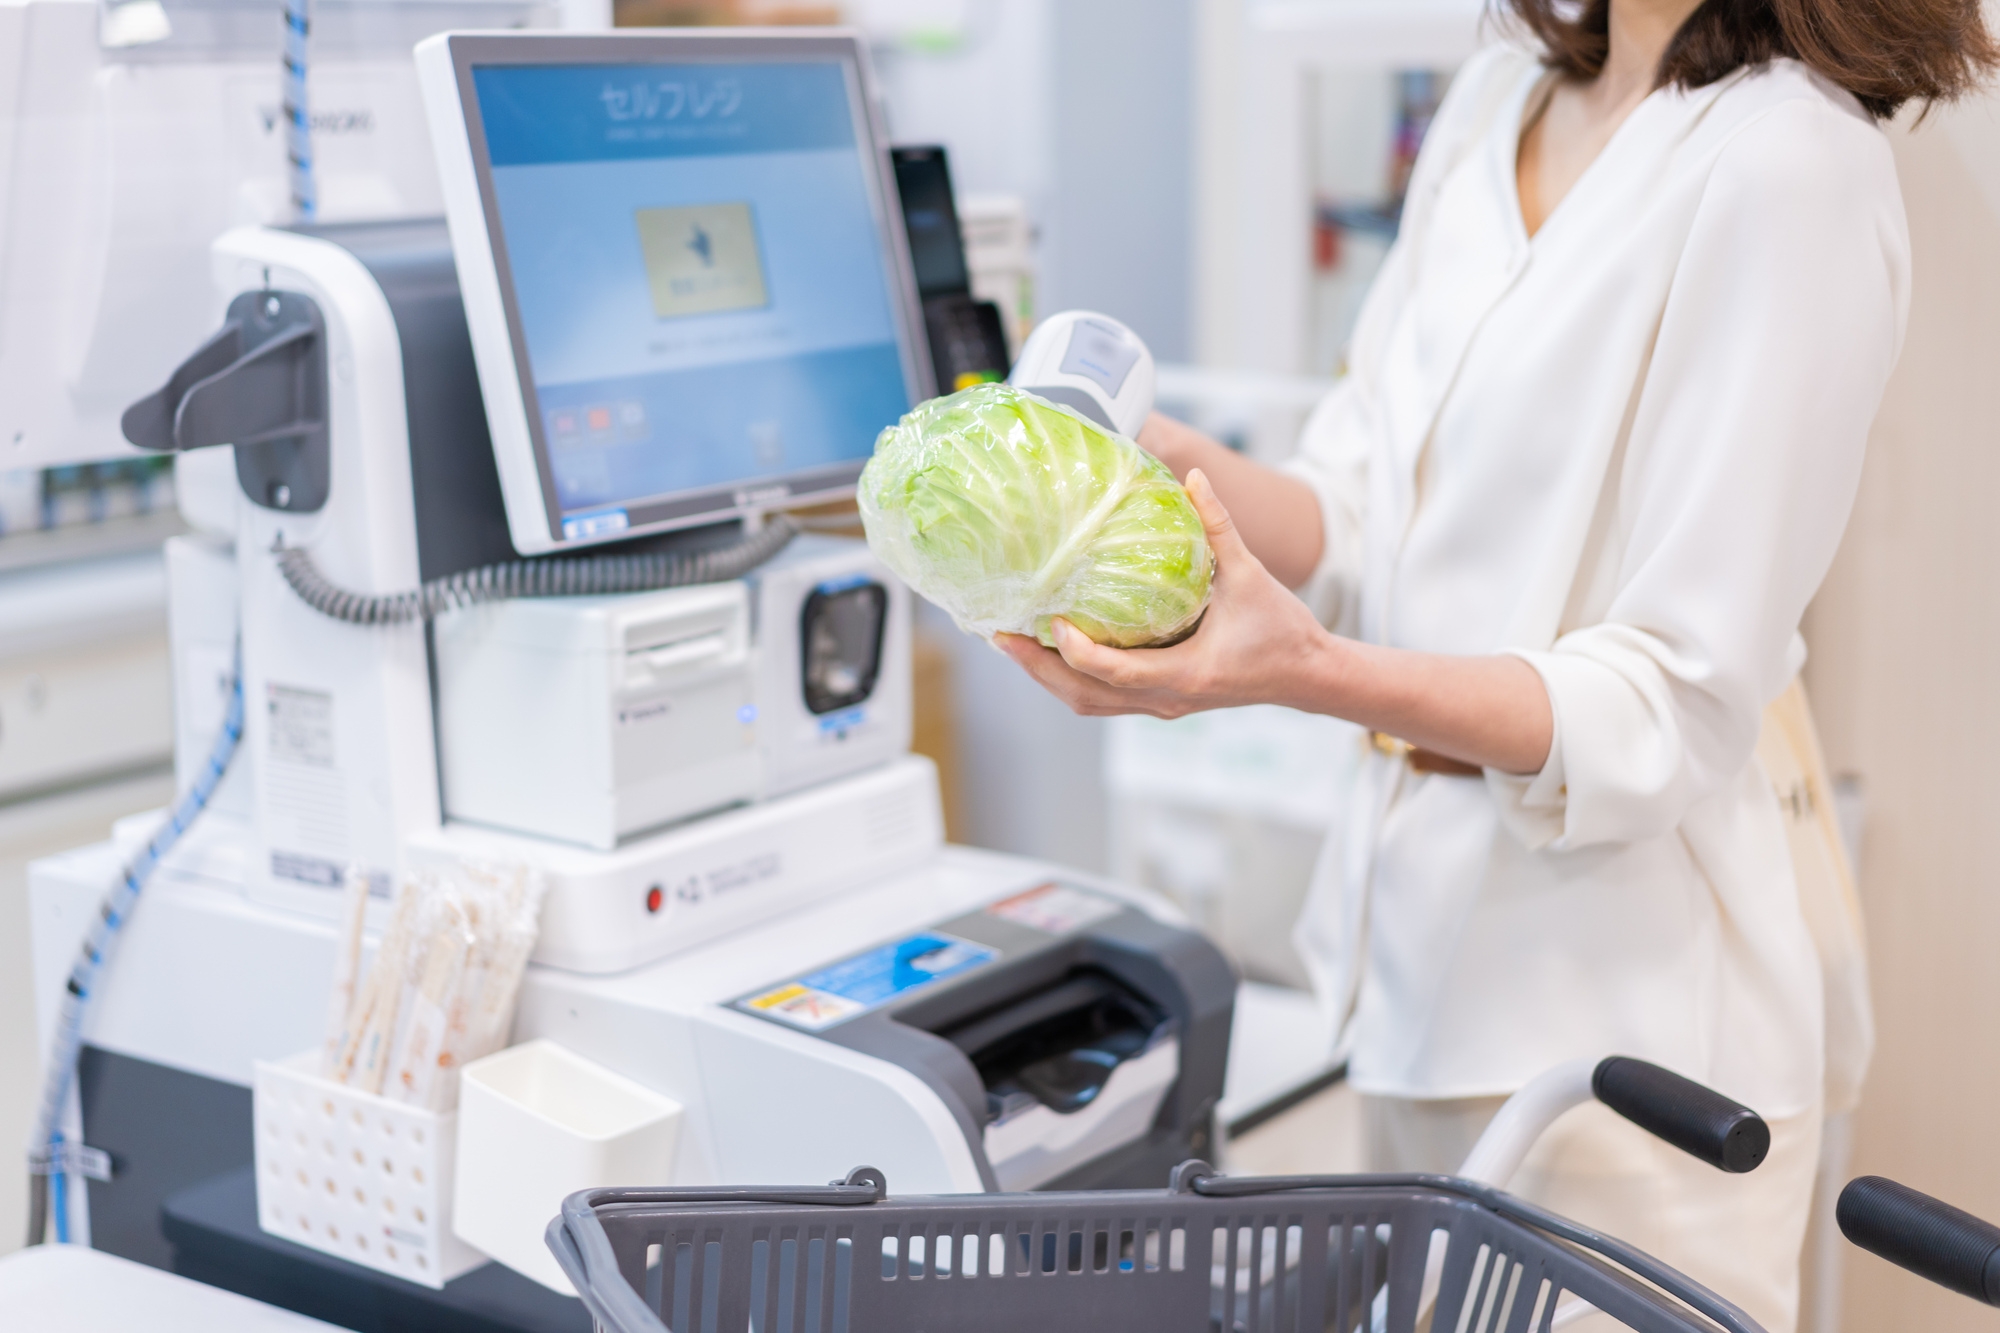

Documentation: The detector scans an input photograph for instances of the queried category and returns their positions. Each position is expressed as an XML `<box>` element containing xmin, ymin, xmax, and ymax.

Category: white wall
<box><xmin>1803</xmin><ymin>83</ymin><xmax>2000</xmax><ymax>1333</ymax></box>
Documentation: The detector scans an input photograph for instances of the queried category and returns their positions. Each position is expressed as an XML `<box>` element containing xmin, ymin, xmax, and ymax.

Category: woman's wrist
<box><xmin>1273</xmin><ymin>622</ymin><xmax>1363</xmax><ymax>717</ymax></box>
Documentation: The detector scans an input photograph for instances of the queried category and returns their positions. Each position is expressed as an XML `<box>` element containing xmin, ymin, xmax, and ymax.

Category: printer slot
<box><xmin>936</xmin><ymin>969</ymin><xmax>1180</xmax><ymax>1191</ymax></box>
<box><xmin>943</xmin><ymin>970</ymin><xmax>1168</xmax><ymax>1117</ymax></box>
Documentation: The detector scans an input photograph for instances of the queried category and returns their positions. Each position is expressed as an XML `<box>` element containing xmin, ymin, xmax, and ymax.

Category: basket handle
<box><xmin>548</xmin><ymin>1169</ymin><xmax>889</xmax><ymax>1333</ymax></box>
<box><xmin>1838</xmin><ymin>1175</ymin><xmax>2000</xmax><ymax>1305</ymax></box>
<box><xmin>1455</xmin><ymin>1057</ymin><xmax>1768</xmax><ymax>1188</ymax></box>
<box><xmin>1592</xmin><ymin>1057</ymin><xmax>1769</xmax><ymax>1174</ymax></box>
<box><xmin>570</xmin><ymin>1166</ymin><xmax>889</xmax><ymax>1212</ymax></box>
<box><xmin>1185</xmin><ymin>1169</ymin><xmax>1763</xmax><ymax>1333</ymax></box>
<box><xmin>547</xmin><ymin>1213</ymin><xmax>658</xmax><ymax>1333</ymax></box>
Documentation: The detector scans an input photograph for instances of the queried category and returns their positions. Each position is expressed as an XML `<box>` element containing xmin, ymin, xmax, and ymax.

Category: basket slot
<box><xmin>775</xmin><ymin>1235</ymin><xmax>801</xmax><ymax>1333</ymax></box>
<box><xmin>631</xmin><ymin>1225</ymin><xmax>851</xmax><ymax>1333</ymax></box>
<box><xmin>748</xmin><ymin>1237</ymin><xmax>771</xmax><ymax>1329</ymax></box>
<box><xmin>1425</xmin><ymin>1219</ymin><xmax>1590</xmax><ymax>1333</ymax></box>
<box><xmin>777</xmin><ymin>1231</ymin><xmax>823</xmax><ymax>1333</ymax></box>
<box><xmin>1522</xmin><ymin>1277</ymin><xmax>1554</xmax><ymax>1333</ymax></box>
<box><xmin>1451</xmin><ymin>1242</ymin><xmax>1502</xmax><ymax>1333</ymax></box>
<box><xmin>644</xmin><ymin>1242</ymin><xmax>664</xmax><ymax>1313</ymax></box>
<box><xmin>669</xmin><ymin>1237</ymin><xmax>694</xmax><ymax>1333</ymax></box>
<box><xmin>1207</xmin><ymin>1216</ymin><xmax>1311</xmax><ymax>1333</ymax></box>
<box><xmin>1321</xmin><ymin>1215</ymin><xmax>1396</xmax><ymax>1333</ymax></box>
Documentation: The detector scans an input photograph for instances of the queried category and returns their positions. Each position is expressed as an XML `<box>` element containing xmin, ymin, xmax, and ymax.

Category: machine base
<box><xmin>165</xmin><ymin>1169</ymin><xmax>586</xmax><ymax>1333</ymax></box>
<box><xmin>73</xmin><ymin>1045</ymin><xmax>586</xmax><ymax>1333</ymax></box>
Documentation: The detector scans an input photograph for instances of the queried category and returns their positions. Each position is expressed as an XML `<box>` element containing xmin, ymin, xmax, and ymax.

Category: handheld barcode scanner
<box><xmin>1009</xmin><ymin>310</ymin><xmax>1156</xmax><ymax>439</ymax></box>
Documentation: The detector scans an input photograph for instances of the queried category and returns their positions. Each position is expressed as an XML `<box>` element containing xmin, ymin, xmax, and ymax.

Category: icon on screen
<box><xmin>749</xmin><ymin>421</ymin><xmax>784</xmax><ymax>470</ymax></box>
<box><xmin>586</xmin><ymin>406</ymin><xmax>614</xmax><ymax>438</ymax></box>
<box><xmin>635</xmin><ymin>202</ymin><xmax>769</xmax><ymax>319</ymax></box>
<box><xmin>618</xmin><ymin>402</ymin><xmax>648</xmax><ymax>442</ymax></box>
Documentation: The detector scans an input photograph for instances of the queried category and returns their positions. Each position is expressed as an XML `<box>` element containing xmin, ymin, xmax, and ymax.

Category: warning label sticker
<box><xmin>267</xmin><ymin>684</ymin><xmax>335</xmax><ymax>768</ymax></box>
<box><xmin>742</xmin><ymin>984</ymin><xmax>866</xmax><ymax>1031</ymax></box>
<box><xmin>984</xmin><ymin>882</ymin><xmax>1123</xmax><ymax>936</ymax></box>
<box><xmin>736</xmin><ymin>932</ymin><xmax>998</xmax><ymax>1031</ymax></box>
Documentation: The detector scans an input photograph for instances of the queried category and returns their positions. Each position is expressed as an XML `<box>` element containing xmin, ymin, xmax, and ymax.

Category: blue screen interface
<box><xmin>473</xmin><ymin>61</ymin><xmax>912</xmax><ymax>537</ymax></box>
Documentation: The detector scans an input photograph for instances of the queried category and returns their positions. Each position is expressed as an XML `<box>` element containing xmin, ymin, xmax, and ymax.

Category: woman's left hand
<box><xmin>997</xmin><ymin>469</ymin><xmax>1340</xmax><ymax>719</ymax></box>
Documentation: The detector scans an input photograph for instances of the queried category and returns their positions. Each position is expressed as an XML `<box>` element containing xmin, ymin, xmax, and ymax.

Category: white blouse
<box><xmin>1284</xmin><ymin>45</ymin><xmax>1909</xmax><ymax>1117</ymax></box>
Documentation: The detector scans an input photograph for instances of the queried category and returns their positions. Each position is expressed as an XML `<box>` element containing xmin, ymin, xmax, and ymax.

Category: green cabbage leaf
<box><xmin>858</xmin><ymin>383</ymin><xmax>1212</xmax><ymax>649</ymax></box>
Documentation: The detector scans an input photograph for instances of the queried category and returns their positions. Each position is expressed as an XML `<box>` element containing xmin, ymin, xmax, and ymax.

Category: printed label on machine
<box><xmin>984</xmin><ymin>882</ymin><xmax>1124</xmax><ymax>935</ymax></box>
<box><xmin>736</xmin><ymin>931</ymin><xmax>997</xmax><ymax>1031</ymax></box>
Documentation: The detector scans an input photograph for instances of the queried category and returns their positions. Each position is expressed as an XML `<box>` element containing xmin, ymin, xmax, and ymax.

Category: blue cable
<box><xmin>49</xmin><ymin>1138</ymin><xmax>66</xmax><ymax>1245</ymax></box>
<box><xmin>282</xmin><ymin>0</ymin><xmax>314</xmax><ymax>220</ymax></box>
<box><xmin>30</xmin><ymin>641</ymin><xmax>243</xmax><ymax>1243</ymax></box>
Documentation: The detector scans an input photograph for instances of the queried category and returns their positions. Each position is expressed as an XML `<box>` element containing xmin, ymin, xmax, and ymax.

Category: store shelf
<box><xmin>0</xmin><ymin>511</ymin><xmax>186</xmax><ymax>578</ymax></box>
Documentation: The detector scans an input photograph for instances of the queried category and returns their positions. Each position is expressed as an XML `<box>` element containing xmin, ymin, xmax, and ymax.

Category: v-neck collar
<box><xmin>1499</xmin><ymin>63</ymin><xmax>1752</xmax><ymax>253</ymax></box>
<box><xmin>1503</xmin><ymin>72</ymin><xmax>1669</xmax><ymax>251</ymax></box>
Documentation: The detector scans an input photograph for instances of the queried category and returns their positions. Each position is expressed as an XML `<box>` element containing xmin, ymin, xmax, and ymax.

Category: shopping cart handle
<box><xmin>1592</xmin><ymin>1057</ymin><xmax>1769</xmax><ymax>1174</ymax></box>
<box><xmin>1838</xmin><ymin>1175</ymin><xmax>2000</xmax><ymax>1306</ymax></box>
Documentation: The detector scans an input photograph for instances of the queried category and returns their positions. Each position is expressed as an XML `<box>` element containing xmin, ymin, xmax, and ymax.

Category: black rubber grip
<box><xmin>1591</xmin><ymin>1057</ymin><xmax>1770</xmax><ymax>1173</ymax></box>
<box><xmin>1838</xmin><ymin>1176</ymin><xmax>2000</xmax><ymax>1305</ymax></box>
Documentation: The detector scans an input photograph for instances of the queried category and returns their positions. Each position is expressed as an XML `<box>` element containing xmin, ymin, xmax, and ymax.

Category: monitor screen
<box><xmin>424</xmin><ymin>35</ymin><xmax>929</xmax><ymax>551</ymax></box>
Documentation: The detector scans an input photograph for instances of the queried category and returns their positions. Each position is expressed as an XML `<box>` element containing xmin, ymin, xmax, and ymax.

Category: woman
<box><xmin>999</xmin><ymin>1</ymin><xmax>1996</xmax><ymax>1328</ymax></box>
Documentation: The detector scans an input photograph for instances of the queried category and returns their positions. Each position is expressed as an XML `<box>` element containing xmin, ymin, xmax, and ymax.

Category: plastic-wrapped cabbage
<box><xmin>858</xmin><ymin>383</ymin><xmax>1212</xmax><ymax>649</ymax></box>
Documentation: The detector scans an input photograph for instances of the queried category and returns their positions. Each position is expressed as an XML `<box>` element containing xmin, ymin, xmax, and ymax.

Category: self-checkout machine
<box><xmin>26</xmin><ymin>27</ymin><xmax>1236</xmax><ymax>1329</ymax></box>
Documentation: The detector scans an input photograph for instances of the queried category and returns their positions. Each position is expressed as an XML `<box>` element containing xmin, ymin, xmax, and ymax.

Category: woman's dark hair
<box><xmin>1497</xmin><ymin>0</ymin><xmax>1999</xmax><ymax>119</ymax></box>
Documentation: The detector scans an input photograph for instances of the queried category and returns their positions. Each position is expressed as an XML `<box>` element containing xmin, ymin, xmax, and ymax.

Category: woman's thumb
<box><xmin>1186</xmin><ymin>469</ymin><xmax>1254</xmax><ymax>567</ymax></box>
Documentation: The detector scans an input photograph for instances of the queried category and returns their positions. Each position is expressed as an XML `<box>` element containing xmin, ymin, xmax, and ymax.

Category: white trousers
<box><xmin>1361</xmin><ymin>1094</ymin><xmax>1822</xmax><ymax>1333</ymax></box>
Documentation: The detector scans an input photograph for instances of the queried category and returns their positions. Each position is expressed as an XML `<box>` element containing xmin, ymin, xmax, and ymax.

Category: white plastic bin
<box><xmin>252</xmin><ymin>1051</ymin><xmax>485</xmax><ymax>1288</ymax></box>
<box><xmin>453</xmin><ymin>1039</ymin><xmax>684</xmax><ymax>1293</ymax></box>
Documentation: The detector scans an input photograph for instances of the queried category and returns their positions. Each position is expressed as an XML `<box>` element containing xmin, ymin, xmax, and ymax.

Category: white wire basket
<box><xmin>252</xmin><ymin>1049</ymin><xmax>485</xmax><ymax>1289</ymax></box>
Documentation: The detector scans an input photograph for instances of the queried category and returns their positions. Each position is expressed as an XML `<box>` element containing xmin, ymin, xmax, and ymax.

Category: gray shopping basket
<box><xmin>546</xmin><ymin>1161</ymin><xmax>1765</xmax><ymax>1333</ymax></box>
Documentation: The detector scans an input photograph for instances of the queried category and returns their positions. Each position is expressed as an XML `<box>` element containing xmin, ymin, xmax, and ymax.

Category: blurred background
<box><xmin>4</xmin><ymin>3</ymin><xmax>2000</xmax><ymax>1329</ymax></box>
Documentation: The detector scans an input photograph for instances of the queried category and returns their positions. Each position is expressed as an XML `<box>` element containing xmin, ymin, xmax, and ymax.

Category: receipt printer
<box><xmin>515</xmin><ymin>866</ymin><xmax>1236</xmax><ymax>1195</ymax></box>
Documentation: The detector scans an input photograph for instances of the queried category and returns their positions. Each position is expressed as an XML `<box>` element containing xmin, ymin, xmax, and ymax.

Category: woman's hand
<box><xmin>996</xmin><ymin>469</ymin><xmax>1556</xmax><ymax>773</ymax></box>
<box><xmin>995</xmin><ymin>469</ymin><xmax>1341</xmax><ymax>719</ymax></box>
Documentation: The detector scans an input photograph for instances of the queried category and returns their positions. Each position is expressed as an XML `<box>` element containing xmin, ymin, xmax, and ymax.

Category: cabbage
<box><xmin>858</xmin><ymin>383</ymin><xmax>1212</xmax><ymax>649</ymax></box>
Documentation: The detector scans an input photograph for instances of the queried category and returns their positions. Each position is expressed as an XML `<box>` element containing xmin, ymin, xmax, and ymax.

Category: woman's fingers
<box><xmin>998</xmin><ymin>629</ymin><xmax>1177</xmax><ymax>716</ymax></box>
<box><xmin>1185</xmin><ymin>468</ymin><xmax>1258</xmax><ymax>574</ymax></box>
<box><xmin>1049</xmin><ymin>619</ymin><xmax>1152</xmax><ymax>687</ymax></box>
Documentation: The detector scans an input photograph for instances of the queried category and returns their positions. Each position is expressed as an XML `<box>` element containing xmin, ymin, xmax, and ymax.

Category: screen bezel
<box><xmin>425</xmin><ymin>30</ymin><xmax>934</xmax><ymax>554</ymax></box>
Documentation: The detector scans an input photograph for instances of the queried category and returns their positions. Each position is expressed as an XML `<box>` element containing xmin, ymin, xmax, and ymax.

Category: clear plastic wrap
<box><xmin>319</xmin><ymin>861</ymin><xmax>548</xmax><ymax>1111</ymax></box>
<box><xmin>858</xmin><ymin>383</ymin><xmax>1213</xmax><ymax>649</ymax></box>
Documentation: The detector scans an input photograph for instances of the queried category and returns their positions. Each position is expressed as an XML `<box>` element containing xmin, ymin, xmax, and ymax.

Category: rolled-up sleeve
<box><xmin>1496</xmin><ymin>99</ymin><xmax>1908</xmax><ymax>851</ymax></box>
<box><xmin>1283</xmin><ymin>378</ymin><xmax>1374</xmax><ymax>635</ymax></box>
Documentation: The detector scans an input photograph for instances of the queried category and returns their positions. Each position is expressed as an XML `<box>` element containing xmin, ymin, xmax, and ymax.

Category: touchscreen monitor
<box><xmin>419</xmin><ymin>32</ymin><xmax>930</xmax><ymax>553</ymax></box>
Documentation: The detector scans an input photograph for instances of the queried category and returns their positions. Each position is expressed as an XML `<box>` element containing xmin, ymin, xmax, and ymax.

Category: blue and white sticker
<box><xmin>562</xmin><ymin>508</ymin><xmax>630</xmax><ymax>541</ymax></box>
<box><xmin>739</xmin><ymin>932</ymin><xmax>997</xmax><ymax>1031</ymax></box>
<box><xmin>817</xmin><ymin>705</ymin><xmax>867</xmax><ymax>734</ymax></box>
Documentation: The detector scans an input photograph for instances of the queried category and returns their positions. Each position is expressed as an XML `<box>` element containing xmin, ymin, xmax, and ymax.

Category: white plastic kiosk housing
<box><xmin>28</xmin><ymin>27</ymin><xmax>1237</xmax><ymax>1323</ymax></box>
